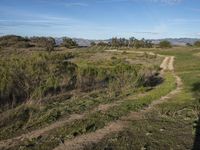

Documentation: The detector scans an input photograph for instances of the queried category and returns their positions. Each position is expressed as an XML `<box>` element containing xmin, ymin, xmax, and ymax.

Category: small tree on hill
<box><xmin>111</xmin><ymin>37</ymin><xmax>120</xmax><ymax>48</ymax></box>
<box><xmin>62</xmin><ymin>37</ymin><xmax>78</xmax><ymax>48</ymax></box>
<box><xmin>159</xmin><ymin>40</ymin><xmax>172</xmax><ymax>48</ymax></box>
<box><xmin>194</xmin><ymin>41</ymin><xmax>200</xmax><ymax>47</ymax></box>
<box><xmin>186</xmin><ymin>43</ymin><xmax>192</xmax><ymax>47</ymax></box>
<box><xmin>134</xmin><ymin>39</ymin><xmax>142</xmax><ymax>49</ymax></box>
<box><xmin>90</xmin><ymin>41</ymin><xmax>96</xmax><ymax>46</ymax></box>
<box><xmin>45</xmin><ymin>37</ymin><xmax>55</xmax><ymax>52</ymax></box>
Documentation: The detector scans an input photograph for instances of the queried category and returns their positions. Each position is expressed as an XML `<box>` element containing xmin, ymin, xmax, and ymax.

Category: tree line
<box><xmin>93</xmin><ymin>37</ymin><xmax>173</xmax><ymax>48</ymax></box>
<box><xmin>92</xmin><ymin>37</ymin><xmax>154</xmax><ymax>48</ymax></box>
<box><xmin>1</xmin><ymin>35</ymin><xmax>200</xmax><ymax>51</ymax></box>
<box><xmin>92</xmin><ymin>37</ymin><xmax>200</xmax><ymax>48</ymax></box>
<box><xmin>0</xmin><ymin>35</ymin><xmax>79</xmax><ymax>52</ymax></box>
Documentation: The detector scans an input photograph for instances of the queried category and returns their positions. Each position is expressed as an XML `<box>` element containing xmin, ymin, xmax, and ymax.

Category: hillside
<box><xmin>0</xmin><ymin>41</ymin><xmax>200</xmax><ymax>149</ymax></box>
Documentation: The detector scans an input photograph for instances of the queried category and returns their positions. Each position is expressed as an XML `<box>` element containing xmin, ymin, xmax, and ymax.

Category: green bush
<box><xmin>194</xmin><ymin>41</ymin><xmax>200</xmax><ymax>47</ymax></box>
<box><xmin>61</xmin><ymin>37</ymin><xmax>78</xmax><ymax>48</ymax></box>
<box><xmin>159</xmin><ymin>40</ymin><xmax>172</xmax><ymax>48</ymax></box>
<box><xmin>0</xmin><ymin>52</ymin><xmax>77</xmax><ymax>107</ymax></box>
<box><xmin>0</xmin><ymin>35</ymin><xmax>31</xmax><ymax>48</ymax></box>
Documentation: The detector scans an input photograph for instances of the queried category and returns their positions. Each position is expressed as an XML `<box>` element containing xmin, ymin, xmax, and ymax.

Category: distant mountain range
<box><xmin>151</xmin><ymin>38</ymin><xmax>200</xmax><ymax>46</ymax></box>
<box><xmin>56</xmin><ymin>37</ymin><xmax>200</xmax><ymax>47</ymax></box>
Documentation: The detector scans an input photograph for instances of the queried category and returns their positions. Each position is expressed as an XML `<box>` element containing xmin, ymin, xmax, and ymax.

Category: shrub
<box><xmin>0</xmin><ymin>35</ymin><xmax>31</xmax><ymax>48</ymax></box>
<box><xmin>61</xmin><ymin>37</ymin><xmax>78</xmax><ymax>48</ymax></box>
<box><xmin>159</xmin><ymin>40</ymin><xmax>172</xmax><ymax>48</ymax></box>
<box><xmin>30</xmin><ymin>37</ymin><xmax>55</xmax><ymax>51</ymax></box>
<box><xmin>0</xmin><ymin>53</ymin><xmax>77</xmax><ymax>107</ymax></box>
<box><xmin>194</xmin><ymin>41</ymin><xmax>200</xmax><ymax>47</ymax></box>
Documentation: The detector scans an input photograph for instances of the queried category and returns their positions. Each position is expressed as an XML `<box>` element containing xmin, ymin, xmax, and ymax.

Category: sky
<box><xmin>0</xmin><ymin>0</ymin><xmax>200</xmax><ymax>39</ymax></box>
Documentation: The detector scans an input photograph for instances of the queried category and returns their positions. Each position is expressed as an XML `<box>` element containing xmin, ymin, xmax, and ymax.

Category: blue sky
<box><xmin>0</xmin><ymin>0</ymin><xmax>200</xmax><ymax>39</ymax></box>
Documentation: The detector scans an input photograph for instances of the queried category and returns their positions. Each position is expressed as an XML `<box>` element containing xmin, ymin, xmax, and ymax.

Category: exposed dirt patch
<box><xmin>0</xmin><ymin>93</ymin><xmax>143</xmax><ymax>149</ymax></box>
<box><xmin>160</xmin><ymin>57</ymin><xmax>170</xmax><ymax>71</ymax></box>
<box><xmin>54</xmin><ymin>120</ymin><xmax>129</xmax><ymax>150</ymax></box>
<box><xmin>168</xmin><ymin>56</ymin><xmax>175</xmax><ymax>71</ymax></box>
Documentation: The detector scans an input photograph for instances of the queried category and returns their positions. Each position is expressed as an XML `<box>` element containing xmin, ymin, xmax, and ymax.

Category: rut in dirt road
<box><xmin>0</xmin><ymin>50</ymin><xmax>160</xmax><ymax>149</ymax></box>
<box><xmin>0</xmin><ymin>52</ymin><xmax>179</xmax><ymax>150</ymax></box>
<box><xmin>160</xmin><ymin>56</ymin><xmax>174</xmax><ymax>71</ymax></box>
<box><xmin>0</xmin><ymin>100</ymin><xmax>124</xmax><ymax>149</ymax></box>
<box><xmin>54</xmin><ymin>120</ymin><xmax>129</xmax><ymax>150</ymax></box>
<box><xmin>53</xmin><ymin>55</ymin><xmax>183</xmax><ymax>150</ymax></box>
<box><xmin>0</xmin><ymin>82</ymin><xmax>146</xmax><ymax>148</ymax></box>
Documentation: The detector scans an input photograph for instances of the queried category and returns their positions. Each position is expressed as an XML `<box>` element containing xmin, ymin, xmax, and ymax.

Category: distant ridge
<box><xmin>151</xmin><ymin>38</ymin><xmax>200</xmax><ymax>46</ymax></box>
<box><xmin>55</xmin><ymin>37</ymin><xmax>200</xmax><ymax>47</ymax></box>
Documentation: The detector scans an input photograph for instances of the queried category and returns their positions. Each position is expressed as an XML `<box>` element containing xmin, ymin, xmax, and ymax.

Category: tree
<box><xmin>144</xmin><ymin>40</ymin><xmax>153</xmax><ymax>48</ymax></box>
<box><xmin>194</xmin><ymin>41</ymin><xmax>200</xmax><ymax>47</ymax></box>
<box><xmin>111</xmin><ymin>37</ymin><xmax>129</xmax><ymax>48</ymax></box>
<box><xmin>129</xmin><ymin>37</ymin><xmax>136</xmax><ymax>47</ymax></box>
<box><xmin>186</xmin><ymin>43</ymin><xmax>192</xmax><ymax>47</ymax></box>
<box><xmin>30</xmin><ymin>37</ymin><xmax>55</xmax><ymax>51</ymax></box>
<box><xmin>90</xmin><ymin>41</ymin><xmax>96</xmax><ymax>46</ymax></box>
<box><xmin>159</xmin><ymin>40</ymin><xmax>172</xmax><ymax>48</ymax></box>
<box><xmin>0</xmin><ymin>35</ymin><xmax>31</xmax><ymax>48</ymax></box>
<box><xmin>45</xmin><ymin>37</ymin><xmax>55</xmax><ymax>52</ymax></box>
<box><xmin>111</xmin><ymin>37</ymin><xmax>120</xmax><ymax>47</ymax></box>
<box><xmin>134</xmin><ymin>39</ymin><xmax>142</xmax><ymax>49</ymax></box>
<box><xmin>62</xmin><ymin>37</ymin><xmax>78</xmax><ymax>48</ymax></box>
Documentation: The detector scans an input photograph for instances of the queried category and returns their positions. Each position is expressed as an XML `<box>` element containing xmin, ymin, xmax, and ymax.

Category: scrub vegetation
<box><xmin>0</xmin><ymin>35</ymin><xmax>199</xmax><ymax>150</ymax></box>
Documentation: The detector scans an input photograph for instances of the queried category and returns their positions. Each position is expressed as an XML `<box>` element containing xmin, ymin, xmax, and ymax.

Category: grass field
<box><xmin>0</xmin><ymin>46</ymin><xmax>200</xmax><ymax>150</ymax></box>
<box><xmin>85</xmin><ymin>47</ymin><xmax>200</xmax><ymax>150</ymax></box>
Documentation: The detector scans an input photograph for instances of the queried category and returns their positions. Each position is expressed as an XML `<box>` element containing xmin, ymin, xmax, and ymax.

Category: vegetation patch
<box><xmin>9</xmin><ymin>72</ymin><xmax>176</xmax><ymax>150</ymax></box>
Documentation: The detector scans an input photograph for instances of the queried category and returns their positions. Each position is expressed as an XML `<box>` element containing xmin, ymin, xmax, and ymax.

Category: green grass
<box><xmin>3</xmin><ymin>46</ymin><xmax>193</xmax><ymax>150</ymax></box>
<box><xmin>86</xmin><ymin>117</ymin><xmax>194</xmax><ymax>150</ymax></box>
<box><xmin>10</xmin><ymin>72</ymin><xmax>176</xmax><ymax>150</ymax></box>
<box><xmin>86</xmin><ymin>47</ymin><xmax>200</xmax><ymax>150</ymax></box>
<box><xmin>0</xmin><ymin>48</ymin><xmax>161</xmax><ymax>141</ymax></box>
<box><xmin>0</xmin><ymin>52</ymin><xmax>77</xmax><ymax>107</ymax></box>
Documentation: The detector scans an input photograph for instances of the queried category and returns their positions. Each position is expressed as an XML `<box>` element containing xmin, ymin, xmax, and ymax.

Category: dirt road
<box><xmin>0</xmin><ymin>50</ymin><xmax>181</xmax><ymax>150</ymax></box>
<box><xmin>53</xmin><ymin>52</ymin><xmax>182</xmax><ymax>150</ymax></box>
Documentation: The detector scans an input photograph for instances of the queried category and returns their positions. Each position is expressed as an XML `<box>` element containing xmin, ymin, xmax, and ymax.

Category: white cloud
<box><xmin>0</xmin><ymin>14</ymin><xmax>78</xmax><ymax>29</ymax></box>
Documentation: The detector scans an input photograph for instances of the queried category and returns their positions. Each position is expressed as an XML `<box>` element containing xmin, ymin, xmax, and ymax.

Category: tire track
<box><xmin>53</xmin><ymin>53</ymin><xmax>182</xmax><ymax>150</ymax></box>
<box><xmin>0</xmin><ymin>51</ymin><xmax>178</xmax><ymax>150</ymax></box>
<box><xmin>0</xmin><ymin>91</ymin><xmax>144</xmax><ymax>149</ymax></box>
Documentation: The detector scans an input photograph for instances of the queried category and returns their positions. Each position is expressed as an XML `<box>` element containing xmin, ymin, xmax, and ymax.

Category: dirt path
<box><xmin>160</xmin><ymin>57</ymin><xmax>170</xmax><ymax>71</ymax></box>
<box><xmin>168</xmin><ymin>56</ymin><xmax>175</xmax><ymax>71</ymax></box>
<box><xmin>0</xmin><ymin>51</ymin><xmax>180</xmax><ymax>150</ymax></box>
<box><xmin>106</xmin><ymin>49</ymin><xmax>174</xmax><ymax>72</ymax></box>
<box><xmin>54</xmin><ymin>120</ymin><xmax>129</xmax><ymax>150</ymax></box>
<box><xmin>0</xmin><ymin>114</ymin><xmax>83</xmax><ymax>149</ymax></box>
<box><xmin>53</xmin><ymin>53</ymin><xmax>182</xmax><ymax>150</ymax></box>
<box><xmin>0</xmin><ymin>91</ymin><xmax>145</xmax><ymax>149</ymax></box>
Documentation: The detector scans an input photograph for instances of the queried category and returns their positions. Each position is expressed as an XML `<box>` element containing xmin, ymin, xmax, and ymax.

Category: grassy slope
<box><xmin>10</xmin><ymin>71</ymin><xmax>176</xmax><ymax>150</ymax></box>
<box><xmin>87</xmin><ymin>47</ymin><xmax>200</xmax><ymax>150</ymax></box>
<box><xmin>0</xmin><ymin>48</ymin><xmax>167</xmax><ymax>149</ymax></box>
